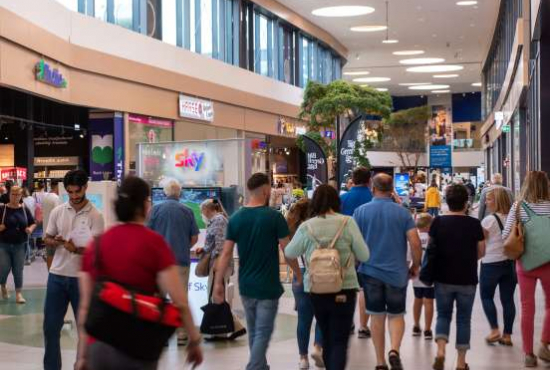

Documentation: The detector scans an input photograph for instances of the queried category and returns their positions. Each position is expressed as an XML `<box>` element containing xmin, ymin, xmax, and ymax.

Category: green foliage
<box><xmin>385</xmin><ymin>105</ymin><xmax>431</xmax><ymax>127</ymax></box>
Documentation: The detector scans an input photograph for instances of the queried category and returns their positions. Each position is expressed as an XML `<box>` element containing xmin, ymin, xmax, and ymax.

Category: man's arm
<box><xmin>212</xmin><ymin>240</ymin><xmax>235</xmax><ymax>303</ymax></box>
<box><xmin>190</xmin><ymin>234</ymin><xmax>199</xmax><ymax>248</ymax></box>
<box><xmin>407</xmin><ymin>229</ymin><xmax>422</xmax><ymax>277</ymax></box>
<box><xmin>279</xmin><ymin>236</ymin><xmax>302</xmax><ymax>284</ymax></box>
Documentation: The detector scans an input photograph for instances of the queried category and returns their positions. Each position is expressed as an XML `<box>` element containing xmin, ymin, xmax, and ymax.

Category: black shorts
<box><xmin>413</xmin><ymin>287</ymin><xmax>435</xmax><ymax>300</ymax></box>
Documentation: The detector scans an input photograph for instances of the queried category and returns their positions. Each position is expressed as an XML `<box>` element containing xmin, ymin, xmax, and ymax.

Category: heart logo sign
<box><xmin>92</xmin><ymin>134</ymin><xmax>114</xmax><ymax>165</ymax></box>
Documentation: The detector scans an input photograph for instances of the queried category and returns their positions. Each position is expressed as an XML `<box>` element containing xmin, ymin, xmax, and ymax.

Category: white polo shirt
<box><xmin>46</xmin><ymin>201</ymin><xmax>105</xmax><ymax>278</ymax></box>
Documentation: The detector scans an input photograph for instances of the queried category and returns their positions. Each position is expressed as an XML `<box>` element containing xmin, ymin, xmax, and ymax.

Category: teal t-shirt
<box><xmin>226</xmin><ymin>206</ymin><xmax>290</xmax><ymax>300</ymax></box>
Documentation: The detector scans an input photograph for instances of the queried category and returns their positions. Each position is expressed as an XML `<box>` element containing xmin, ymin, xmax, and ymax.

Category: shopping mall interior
<box><xmin>0</xmin><ymin>0</ymin><xmax>548</xmax><ymax>369</ymax></box>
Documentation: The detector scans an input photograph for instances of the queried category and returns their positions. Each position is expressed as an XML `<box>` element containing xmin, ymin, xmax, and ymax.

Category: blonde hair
<box><xmin>10</xmin><ymin>186</ymin><xmax>23</xmax><ymax>196</ymax></box>
<box><xmin>200</xmin><ymin>198</ymin><xmax>228</xmax><ymax>218</ymax></box>
<box><xmin>416</xmin><ymin>213</ymin><xmax>433</xmax><ymax>230</ymax></box>
<box><xmin>520</xmin><ymin>171</ymin><xmax>550</xmax><ymax>203</ymax></box>
<box><xmin>487</xmin><ymin>187</ymin><xmax>512</xmax><ymax>214</ymax></box>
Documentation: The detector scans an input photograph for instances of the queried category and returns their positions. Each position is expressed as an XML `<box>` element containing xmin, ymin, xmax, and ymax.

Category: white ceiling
<box><xmin>277</xmin><ymin>0</ymin><xmax>500</xmax><ymax>96</ymax></box>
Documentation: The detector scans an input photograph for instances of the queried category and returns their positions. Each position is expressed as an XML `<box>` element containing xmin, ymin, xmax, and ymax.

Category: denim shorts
<box><xmin>414</xmin><ymin>287</ymin><xmax>435</xmax><ymax>299</ymax></box>
<box><xmin>360</xmin><ymin>274</ymin><xmax>407</xmax><ymax>316</ymax></box>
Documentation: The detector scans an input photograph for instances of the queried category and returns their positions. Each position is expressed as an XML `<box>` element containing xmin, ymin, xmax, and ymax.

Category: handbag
<box><xmin>200</xmin><ymin>274</ymin><xmax>235</xmax><ymax>335</ymax></box>
<box><xmin>84</xmin><ymin>237</ymin><xmax>181</xmax><ymax>361</ymax></box>
<box><xmin>519</xmin><ymin>203</ymin><xmax>550</xmax><ymax>271</ymax></box>
<box><xmin>195</xmin><ymin>252</ymin><xmax>211</xmax><ymax>278</ymax></box>
<box><xmin>503</xmin><ymin>202</ymin><xmax>524</xmax><ymax>260</ymax></box>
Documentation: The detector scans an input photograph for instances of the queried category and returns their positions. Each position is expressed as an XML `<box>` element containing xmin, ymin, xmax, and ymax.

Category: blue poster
<box><xmin>429</xmin><ymin>105</ymin><xmax>453</xmax><ymax>168</ymax></box>
<box><xmin>89</xmin><ymin>117</ymin><xmax>114</xmax><ymax>181</ymax></box>
<box><xmin>113</xmin><ymin>113</ymin><xmax>125</xmax><ymax>185</ymax></box>
<box><xmin>394</xmin><ymin>173</ymin><xmax>410</xmax><ymax>196</ymax></box>
<box><xmin>430</xmin><ymin>145</ymin><xmax>452</xmax><ymax>168</ymax></box>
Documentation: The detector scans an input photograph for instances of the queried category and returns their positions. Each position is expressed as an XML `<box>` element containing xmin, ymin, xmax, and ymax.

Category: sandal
<box><xmin>499</xmin><ymin>337</ymin><xmax>513</xmax><ymax>346</ymax></box>
<box><xmin>485</xmin><ymin>333</ymin><xmax>501</xmax><ymax>344</ymax></box>
<box><xmin>388</xmin><ymin>350</ymin><xmax>403</xmax><ymax>370</ymax></box>
<box><xmin>375</xmin><ymin>366</ymin><xmax>389</xmax><ymax>370</ymax></box>
<box><xmin>433</xmin><ymin>356</ymin><xmax>445</xmax><ymax>370</ymax></box>
<box><xmin>456</xmin><ymin>364</ymin><xmax>469</xmax><ymax>370</ymax></box>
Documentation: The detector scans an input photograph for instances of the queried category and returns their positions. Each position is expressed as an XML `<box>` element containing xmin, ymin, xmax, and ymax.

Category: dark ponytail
<box><xmin>115</xmin><ymin>176</ymin><xmax>150</xmax><ymax>222</ymax></box>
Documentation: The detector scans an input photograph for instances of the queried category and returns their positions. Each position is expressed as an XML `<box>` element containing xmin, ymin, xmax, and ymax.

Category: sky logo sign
<box><xmin>175</xmin><ymin>149</ymin><xmax>205</xmax><ymax>171</ymax></box>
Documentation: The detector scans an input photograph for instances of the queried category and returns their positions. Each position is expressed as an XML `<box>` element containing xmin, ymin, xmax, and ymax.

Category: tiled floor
<box><xmin>0</xmin><ymin>260</ymin><xmax>546</xmax><ymax>369</ymax></box>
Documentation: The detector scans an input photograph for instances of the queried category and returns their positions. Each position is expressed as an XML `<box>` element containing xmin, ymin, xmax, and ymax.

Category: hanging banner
<box><xmin>429</xmin><ymin>106</ymin><xmax>453</xmax><ymax>168</ymax></box>
<box><xmin>89</xmin><ymin>118</ymin><xmax>114</xmax><ymax>181</ymax></box>
<box><xmin>338</xmin><ymin>115</ymin><xmax>381</xmax><ymax>189</ymax></box>
<box><xmin>113</xmin><ymin>113</ymin><xmax>125</xmax><ymax>185</ymax></box>
<box><xmin>302</xmin><ymin>135</ymin><xmax>328</xmax><ymax>190</ymax></box>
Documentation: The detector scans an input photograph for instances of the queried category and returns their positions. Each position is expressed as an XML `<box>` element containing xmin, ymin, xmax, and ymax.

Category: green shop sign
<box><xmin>35</xmin><ymin>59</ymin><xmax>67</xmax><ymax>88</ymax></box>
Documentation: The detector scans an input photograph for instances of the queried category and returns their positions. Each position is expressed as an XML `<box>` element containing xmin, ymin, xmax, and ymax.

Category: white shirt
<box><xmin>413</xmin><ymin>232</ymin><xmax>431</xmax><ymax>288</ymax></box>
<box><xmin>42</xmin><ymin>192</ymin><xmax>61</xmax><ymax>235</ymax></box>
<box><xmin>22</xmin><ymin>196</ymin><xmax>36</xmax><ymax>217</ymax></box>
<box><xmin>481</xmin><ymin>212</ymin><xmax>508</xmax><ymax>264</ymax></box>
<box><xmin>46</xmin><ymin>201</ymin><xmax>104</xmax><ymax>277</ymax></box>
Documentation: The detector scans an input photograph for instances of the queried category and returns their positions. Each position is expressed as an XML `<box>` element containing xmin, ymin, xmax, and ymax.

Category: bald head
<box><xmin>372</xmin><ymin>173</ymin><xmax>394</xmax><ymax>196</ymax></box>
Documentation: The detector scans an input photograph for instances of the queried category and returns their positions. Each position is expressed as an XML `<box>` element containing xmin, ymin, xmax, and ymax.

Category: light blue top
<box><xmin>354</xmin><ymin>197</ymin><xmax>416</xmax><ymax>288</ymax></box>
<box><xmin>285</xmin><ymin>214</ymin><xmax>370</xmax><ymax>292</ymax></box>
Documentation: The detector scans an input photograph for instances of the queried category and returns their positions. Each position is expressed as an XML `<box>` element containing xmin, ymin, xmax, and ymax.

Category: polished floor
<box><xmin>0</xmin><ymin>259</ymin><xmax>546</xmax><ymax>370</ymax></box>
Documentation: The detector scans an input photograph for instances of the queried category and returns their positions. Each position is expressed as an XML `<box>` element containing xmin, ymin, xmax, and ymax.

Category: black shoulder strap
<box><xmin>493</xmin><ymin>214</ymin><xmax>504</xmax><ymax>233</ymax></box>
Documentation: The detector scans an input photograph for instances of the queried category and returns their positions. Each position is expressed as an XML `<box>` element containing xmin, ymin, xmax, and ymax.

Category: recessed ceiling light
<box><xmin>457</xmin><ymin>1</ymin><xmax>478</xmax><ymax>5</ymax></box>
<box><xmin>398</xmin><ymin>82</ymin><xmax>431</xmax><ymax>86</ymax></box>
<box><xmin>393</xmin><ymin>50</ymin><xmax>425</xmax><ymax>56</ymax></box>
<box><xmin>382</xmin><ymin>39</ymin><xmax>399</xmax><ymax>44</ymax></box>
<box><xmin>376</xmin><ymin>88</ymin><xmax>389</xmax><ymax>92</ymax></box>
<box><xmin>433</xmin><ymin>74</ymin><xmax>459</xmax><ymax>78</ymax></box>
<box><xmin>353</xmin><ymin>77</ymin><xmax>391</xmax><ymax>83</ymax></box>
<box><xmin>409</xmin><ymin>84</ymin><xmax>450</xmax><ymax>90</ymax></box>
<box><xmin>312</xmin><ymin>6</ymin><xmax>375</xmax><ymax>17</ymax></box>
<box><xmin>350</xmin><ymin>25</ymin><xmax>388</xmax><ymax>33</ymax></box>
<box><xmin>343</xmin><ymin>71</ymin><xmax>370</xmax><ymax>76</ymax></box>
<box><xmin>407</xmin><ymin>65</ymin><xmax>464</xmax><ymax>73</ymax></box>
<box><xmin>400</xmin><ymin>58</ymin><xmax>445</xmax><ymax>65</ymax></box>
<box><xmin>472</xmin><ymin>82</ymin><xmax>482</xmax><ymax>87</ymax></box>
<box><xmin>432</xmin><ymin>90</ymin><xmax>451</xmax><ymax>93</ymax></box>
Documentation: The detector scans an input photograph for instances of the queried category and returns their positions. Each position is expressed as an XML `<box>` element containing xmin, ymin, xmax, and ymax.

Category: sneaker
<box><xmin>424</xmin><ymin>330</ymin><xmax>433</xmax><ymax>340</ymax></box>
<box><xmin>299</xmin><ymin>358</ymin><xmax>310</xmax><ymax>369</ymax></box>
<box><xmin>412</xmin><ymin>326</ymin><xmax>422</xmax><ymax>337</ymax></box>
<box><xmin>538</xmin><ymin>345</ymin><xmax>550</xmax><ymax>362</ymax></box>
<box><xmin>433</xmin><ymin>356</ymin><xmax>445</xmax><ymax>370</ymax></box>
<box><xmin>15</xmin><ymin>293</ymin><xmax>26</xmax><ymax>304</ymax></box>
<box><xmin>388</xmin><ymin>350</ymin><xmax>403</xmax><ymax>370</ymax></box>
<box><xmin>1</xmin><ymin>286</ymin><xmax>8</xmax><ymax>300</ymax></box>
<box><xmin>311</xmin><ymin>347</ymin><xmax>325</xmax><ymax>368</ymax></box>
<box><xmin>525</xmin><ymin>354</ymin><xmax>538</xmax><ymax>367</ymax></box>
<box><xmin>358</xmin><ymin>327</ymin><xmax>371</xmax><ymax>339</ymax></box>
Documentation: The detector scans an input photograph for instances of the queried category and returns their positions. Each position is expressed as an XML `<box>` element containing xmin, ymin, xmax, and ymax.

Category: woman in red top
<box><xmin>76</xmin><ymin>176</ymin><xmax>203</xmax><ymax>370</ymax></box>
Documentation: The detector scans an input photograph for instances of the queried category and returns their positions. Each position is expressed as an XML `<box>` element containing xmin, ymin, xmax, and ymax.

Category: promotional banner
<box><xmin>394</xmin><ymin>173</ymin><xmax>410</xmax><ymax>197</ymax></box>
<box><xmin>429</xmin><ymin>106</ymin><xmax>453</xmax><ymax>168</ymax></box>
<box><xmin>113</xmin><ymin>113</ymin><xmax>125</xmax><ymax>185</ymax></box>
<box><xmin>302</xmin><ymin>135</ymin><xmax>328</xmax><ymax>190</ymax></box>
<box><xmin>89</xmin><ymin>118</ymin><xmax>114</xmax><ymax>181</ymax></box>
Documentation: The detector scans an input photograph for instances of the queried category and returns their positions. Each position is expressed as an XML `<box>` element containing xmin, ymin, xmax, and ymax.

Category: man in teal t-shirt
<box><xmin>214</xmin><ymin>173</ymin><xmax>301</xmax><ymax>370</ymax></box>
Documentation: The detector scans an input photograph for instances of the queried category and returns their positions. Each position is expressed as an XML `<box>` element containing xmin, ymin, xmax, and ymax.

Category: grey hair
<box><xmin>492</xmin><ymin>173</ymin><xmax>503</xmax><ymax>185</ymax></box>
<box><xmin>163</xmin><ymin>180</ymin><xmax>182</xmax><ymax>198</ymax></box>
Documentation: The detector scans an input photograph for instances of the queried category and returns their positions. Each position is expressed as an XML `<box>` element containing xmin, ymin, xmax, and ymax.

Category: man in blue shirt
<box><xmin>148</xmin><ymin>179</ymin><xmax>199</xmax><ymax>345</ymax></box>
<box><xmin>341</xmin><ymin>167</ymin><xmax>373</xmax><ymax>216</ymax></box>
<box><xmin>354</xmin><ymin>173</ymin><xmax>422</xmax><ymax>370</ymax></box>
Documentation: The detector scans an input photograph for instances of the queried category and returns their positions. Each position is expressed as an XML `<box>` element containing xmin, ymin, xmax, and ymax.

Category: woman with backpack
<box><xmin>480</xmin><ymin>187</ymin><xmax>516</xmax><ymax>346</ymax></box>
<box><xmin>285</xmin><ymin>185</ymin><xmax>370</xmax><ymax>370</ymax></box>
<box><xmin>503</xmin><ymin>171</ymin><xmax>550</xmax><ymax>367</ymax></box>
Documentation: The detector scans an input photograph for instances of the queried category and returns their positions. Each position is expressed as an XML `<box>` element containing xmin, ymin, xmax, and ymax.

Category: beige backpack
<box><xmin>306</xmin><ymin>217</ymin><xmax>352</xmax><ymax>294</ymax></box>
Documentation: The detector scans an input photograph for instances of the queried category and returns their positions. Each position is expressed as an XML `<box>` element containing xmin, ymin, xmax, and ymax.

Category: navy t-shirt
<box><xmin>430</xmin><ymin>215</ymin><xmax>484</xmax><ymax>286</ymax></box>
<box><xmin>0</xmin><ymin>205</ymin><xmax>35</xmax><ymax>244</ymax></box>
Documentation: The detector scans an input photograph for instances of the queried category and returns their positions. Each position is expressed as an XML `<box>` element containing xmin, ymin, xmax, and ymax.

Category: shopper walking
<box><xmin>148</xmin><ymin>179</ymin><xmax>200</xmax><ymax>345</ymax></box>
<box><xmin>42</xmin><ymin>180</ymin><xmax>62</xmax><ymax>270</ymax></box>
<box><xmin>76</xmin><ymin>176</ymin><xmax>203</xmax><ymax>370</ymax></box>
<box><xmin>213</xmin><ymin>172</ymin><xmax>301</xmax><ymax>370</ymax></box>
<box><xmin>424</xmin><ymin>181</ymin><xmax>441</xmax><ymax>217</ymax></box>
<box><xmin>503</xmin><ymin>171</ymin><xmax>550</xmax><ymax>367</ymax></box>
<box><xmin>478</xmin><ymin>173</ymin><xmax>514</xmax><ymax>219</ymax></box>
<box><xmin>480</xmin><ymin>187</ymin><xmax>516</xmax><ymax>346</ymax></box>
<box><xmin>0</xmin><ymin>185</ymin><xmax>36</xmax><ymax>303</ymax></box>
<box><xmin>285</xmin><ymin>198</ymin><xmax>324</xmax><ymax>369</ymax></box>
<box><xmin>354</xmin><ymin>173</ymin><xmax>422</xmax><ymax>370</ymax></box>
<box><xmin>286</xmin><ymin>185</ymin><xmax>369</xmax><ymax>370</ymax></box>
<box><xmin>341</xmin><ymin>167</ymin><xmax>374</xmax><ymax>339</ymax></box>
<box><xmin>43</xmin><ymin>170</ymin><xmax>104</xmax><ymax>370</ymax></box>
<box><xmin>22</xmin><ymin>187</ymin><xmax>36</xmax><ymax>265</ymax></box>
<box><xmin>429</xmin><ymin>184</ymin><xmax>485</xmax><ymax>370</ymax></box>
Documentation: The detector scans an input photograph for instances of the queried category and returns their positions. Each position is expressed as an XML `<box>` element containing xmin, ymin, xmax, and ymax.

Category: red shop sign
<box><xmin>0</xmin><ymin>167</ymin><xmax>27</xmax><ymax>181</ymax></box>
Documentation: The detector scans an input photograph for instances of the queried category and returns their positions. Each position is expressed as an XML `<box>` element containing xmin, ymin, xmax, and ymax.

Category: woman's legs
<box><xmin>480</xmin><ymin>263</ymin><xmax>501</xmax><ymax>336</ymax></box>
<box><xmin>293</xmin><ymin>280</ymin><xmax>314</xmax><ymax>357</ymax></box>
<box><xmin>12</xmin><ymin>243</ymin><xmax>26</xmax><ymax>292</ymax></box>
<box><xmin>435</xmin><ymin>284</ymin><xmax>454</xmax><ymax>359</ymax></box>
<box><xmin>454</xmin><ymin>285</ymin><xmax>476</xmax><ymax>368</ymax></box>
<box><xmin>536</xmin><ymin>265</ymin><xmax>550</xmax><ymax>347</ymax></box>
<box><xmin>0</xmin><ymin>243</ymin><xmax>12</xmax><ymax>292</ymax></box>
<box><xmin>499</xmin><ymin>261</ymin><xmax>517</xmax><ymax>336</ymax></box>
<box><xmin>517</xmin><ymin>265</ymin><xmax>538</xmax><ymax>355</ymax></box>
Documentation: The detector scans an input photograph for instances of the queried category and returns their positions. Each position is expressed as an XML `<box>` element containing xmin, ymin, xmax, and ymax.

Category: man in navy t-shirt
<box><xmin>341</xmin><ymin>167</ymin><xmax>373</xmax><ymax>216</ymax></box>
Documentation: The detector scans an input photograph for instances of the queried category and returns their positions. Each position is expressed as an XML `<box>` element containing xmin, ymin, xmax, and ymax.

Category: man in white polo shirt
<box><xmin>42</xmin><ymin>170</ymin><xmax>104</xmax><ymax>370</ymax></box>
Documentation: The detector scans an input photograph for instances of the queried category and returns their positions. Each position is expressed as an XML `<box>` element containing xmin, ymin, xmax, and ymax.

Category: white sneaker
<box><xmin>311</xmin><ymin>347</ymin><xmax>325</xmax><ymax>368</ymax></box>
<box><xmin>299</xmin><ymin>358</ymin><xmax>310</xmax><ymax>369</ymax></box>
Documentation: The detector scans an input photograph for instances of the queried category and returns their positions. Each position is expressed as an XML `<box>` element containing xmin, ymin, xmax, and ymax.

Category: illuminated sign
<box><xmin>179</xmin><ymin>95</ymin><xmax>214</xmax><ymax>122</ymax></box>
<box><xmin>0</xmin><ymin>167</ymin><xmax>27</xmax><ymax>181</ymax></box>
<box><xmin>278</xmin><ymin>117</ymin><xmax>306</xmax><ymax>137</ymax></box>
<box><xmin>175</xmin><ymin>149</ymin><xmax>205</xmax><ymax>171</ymax></box>
<box><xmin>35</xmin><ymin>59</ymin><xmax>67</xmax><ymax>88</ymax></box>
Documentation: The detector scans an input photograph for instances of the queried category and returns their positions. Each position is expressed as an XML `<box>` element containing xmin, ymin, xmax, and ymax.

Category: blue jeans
<box><xmin>0</xmin><ymin>242</ymin><xmax>26</xmax><ymax>289</ymax></box>
<box><xmin>480</xmin><ymin>260</ymin><xmax>517</xmax><ymax>334</ymax></box>
<box><xmin>428</xmin><ymin>207</ymin><xmax>440</xmax><ymax>217</ymax></box>
<box><xmin>43</xmin><ymin>273</ymin><xmax>80</xmax><ymax>370</ymax></box>
<box><xmin>292</xmin><ymin>270</ymin><xmax>322</xmax><ymax>355</ymax></box>
<box><xmin>241</xmin><ymin>296</ymin><xmax>279</xmax><ymax>370</ymax></box>
<box><xmin>435</xmin><ymin>283</ymin><xmax>476</xmax><ymax>350</ymax></box>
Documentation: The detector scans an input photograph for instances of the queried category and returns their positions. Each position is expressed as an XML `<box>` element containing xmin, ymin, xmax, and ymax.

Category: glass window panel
<box><xmin>255</xmin><ymin>14</ymin><xmax>269</xmax><ymax>76</ymax></box>
<box><xmin>95</xmin><ymin>0</ymin><xmax>108</xmax><ymax>21</ymax></box>
<box><xmin>200</xmin><ymin>0</ymin><xmax>213</xmax><ymax>57</ymax></box>
<box><xmin>190</xmin><ymin>0</ymin><xmax>197</xmax><ymax>52</ymax></box>
<box><xmin>162</xmin><ymin>0</ymin><xmax>177</xmax><ymax>45</ymax></box>
<box><xmin>56</xmin><ymin>0</ymin><xmax>78</xmax><ymax>12</ymax></box>
<box><xmin>114</xmin><ymin>0</ymin><xmax>133</xmax><ymax>30</ymax></box>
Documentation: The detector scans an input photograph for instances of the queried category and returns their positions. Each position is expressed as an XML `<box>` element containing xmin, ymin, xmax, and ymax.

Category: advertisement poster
<box><xmin>128</xmin><ymin>114</ymin><xmax>173</xmax><ymax>166</ymax></box>
<box><xmin>394</xmin><ymin>173</ymin><xmax>410</xmax><ymax>196</ymax></box>
<box><xmin>303</xmin><ymin>135</ymin><xmax>328</xmax><ymax>190</ymax></box>
<box><xmin>113</xmin><ymin>114</ymin><xmax>125</xmax><ymax>185</ymax></box>
<box><xmin>429</xmin><ymin>106</ymin><xmax>453</xmax><ymax>168</ymax></box>
<box><xmin>89</xmin><ymin>118</ymin><xmax>114</xmax><ymax>181</ymax></box>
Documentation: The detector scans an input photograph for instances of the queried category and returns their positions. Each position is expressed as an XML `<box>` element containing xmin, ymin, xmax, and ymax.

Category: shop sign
<box><xmin>323</xmin><ymin>130</ymin><xmax>335</xmax><ymax>139</ymax></box>
<box><xmin>35</xmin><ymin>59</ymin><xmax>67</xmax><ymax>88</ymax></box>
<box><xmin>502</xmin><ymin>124</ymin><xmax>511</xmax><ymax>133</ymax></box>
<box><xmin>251</xmin><ymin>139</ymin><xmax>267</xmax><ymax>150</ymax></box>
<box><xmin>178</xmin><ymin>95</ymin><xmax>214</xmax><ymax>122</ymax></box>
<box><xmin>277</xmin><ymin>117</ymin><xmax>306</xmax><ymax>137</ymax></box>
<box><xmin>174</xmin><ymin>149</ymin><xmax>205</xmax><ymax>171</ymax></box>
<box><xmin>128</xmin><ymin>114</ymin><xmax>173</xmax><ymax>127</ymax></box>
<box><xmin>34</xmin><ymin>156</ymin><xmax>79</xmax><ymax>166</ymax></box>
<box><xmin>0</xmin><ymin>167</ymin><xmax>27</xmax><ymax>181</ymax></box>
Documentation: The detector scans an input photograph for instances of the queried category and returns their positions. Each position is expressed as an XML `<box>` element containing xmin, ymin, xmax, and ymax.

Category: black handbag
<box><xmin>419</xmin><ymin>237</ymin><xmax>437</xmax><ymax>287</ymax></box>
<box><xmin>84</xmin><ymin>238</ymin><xmax>180</xmax><ymax>362</ymax></box>
<box><xmin>200</xmin><ymin>275</ymin><xmax>235</xmax><ymax>335</ymax></box>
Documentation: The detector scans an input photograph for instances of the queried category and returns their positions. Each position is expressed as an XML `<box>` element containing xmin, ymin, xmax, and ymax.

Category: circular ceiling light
<box><xmin>382</xmin><ymin>39</ymin><xmax>399</xmax><ymax>44</ymax></box>
<box><xmin>343</xmin><ymin>71</ymin><xmax>370</xmax><ymax>76</ymax></box>
<box><xmin>312</xmin><ymin>6</ymin><xmax>375</xmax><ymax>17</ymax></box>
<box><xmin>376</xmin><ymin>88</ymin><xmax>389</xmax><ymax>92</ymax></box>
<box><xmin>472</xmin><ymin>82</ymin><xmax>482</xmax><ymax>87</ymax></box>
<box><xmin>407</xmin><ymin>65</ymin><xmax>464</xmax><ymax>73</ymax></box>
<box><xmin>398</xmin><ymin>82</ymin><xmax>431</xmax><ymax>86</ymax></box>
<box><xmin>353</xmin><ymin>77</ymin><xmax>391</xmax><ymax>83</ymax></box>
<box><xmin>409</xmin><ymin>84</ymin><xmax>450</xmax><ymax>90</ymax></box>
<box><xmin>350</xmin><ymin>25</ymin><xmax>388</xmax><ymax>33</ymax></box>
<box><xmin>393</xmin><ymin>50</ymin><xmax>425</xmax><ymax>56</ymax></box>
<box><xmin>400</xmin><ymin>58</ymin><xmax>445</xmax><ymax>65</ymax></box>
<box><xmin>432</xmin><ymin>90</ymin><xmax>451</xmax><ymax>93</ymax></box>
<box><xmin>456</xmin><ymin>1</ymin><xmax>478</xmax><ymax>5</ymax></box>
<box><xmin>433</xmin><ymin>74</ymin><xmax>459</xmax><ymax>78</ymax></box>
